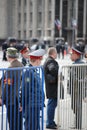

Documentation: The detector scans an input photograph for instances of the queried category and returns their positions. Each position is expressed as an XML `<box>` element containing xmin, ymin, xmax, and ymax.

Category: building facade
<box><xmin>0</xmin><ymin>0</ymin><xmax>87</xmax><ymax>45</ymax></box>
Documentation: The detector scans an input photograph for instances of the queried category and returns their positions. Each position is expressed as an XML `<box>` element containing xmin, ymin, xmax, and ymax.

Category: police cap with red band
<box><xmin>29</xmin><ymin>49</ymin><xmax>45</xmax><ymax>59</ymax></box>
<box><xmin>20</xmin><ymin>47</ymin><xmax>29</xmax><ymax>54</ymax></box>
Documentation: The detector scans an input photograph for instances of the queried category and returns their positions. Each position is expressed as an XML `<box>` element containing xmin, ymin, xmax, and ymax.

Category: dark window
<box><xmin>62</xmin><ymin>0</ymin><xmax>68</xmax><ymax>39</ymax></box>
<box><xmin>85</xmin><ymin>1</ymin><xmax>87</xmax><ymax>42</ymax></box>
<box><xmin>38</xmin><ymin>0</ymin><xmax>42</xmax><ymax>6</ymax></box>
<box><xmin>18</xmin><ymin>31</ymin><xmax>21</xmax><ymax>39</ymax></box>
<box><xmin>24</xmin><ymin>13</ymin><xmax>26</xmax><ymax>24</ymax></box>
<box><xmin>18</xmin><ymin>0</ymin><xmax>21</xmax><ymax>6</ymax></box>
<box><xmin>30</xmin><ymin>12</ymin><xmax>33</xmax><ymax>23</ymax></box>
<box><xmin>55</xmin><ymin>0</ymin><xmax>60</xmax><ymax>37</ymax></box>
<box><xmin>24</xmin><ymin>31</ymin><xmax>26</xmax><ymax>39</ymax></box>
<box><xmin>37</xmin><ymin>30</ymin><xmax>42</xmax><ymax>37</ymax></box>
<box><xmin>49</xmin><ymin>0</ymin><xmax>52</xmax><ymax>8</ymax></box>
<box><xmin>30</xmin><ymin>30</ymin><xmax>32</xmax><ymax>37</ymax></box>
<box><xmin>38</xmin><ymin>12</ymin><xmax>42</xmax><ymax>23</ymax></box>
<box><xmin>18</xmin><ymin>13</ymin><xmax>21</xmax><ymax>24</ymax></box>
<box><xmin>24</xmin><ymin>0</ymin><xmax>26</xmax><ymax>6</ymax></box>
<box><xmin>49</xmin><ymin>11</ymin><xmax>51</xmax><ymax>21</ymax></box>
<box><xmin>77</xmin><ymin>0</ymin><xmax>84</xmax><ymax>37</ymax></box>
<box><xmin>48</xmin><ymin>30</ymin><xmax>51</xmax><ymax>37</ymax></box>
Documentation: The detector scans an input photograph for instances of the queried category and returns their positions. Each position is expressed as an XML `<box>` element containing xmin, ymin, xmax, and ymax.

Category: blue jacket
<box><xmin>22</xmin><ymin>65</ymin><xmax>44</xmax><ymax>114</ymax></box>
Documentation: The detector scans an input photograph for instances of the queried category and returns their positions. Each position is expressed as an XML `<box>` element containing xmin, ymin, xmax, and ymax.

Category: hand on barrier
<box><xmin>84</xmin><ymin>97</ymin><xmax>87</xmax><ymax>103</ymax></box>
<box><xmin>19</xmin><ymin>106</ymin><xmax>22</xmax><ymax>112</ymax></box>
<box><xmin>0</xmin><ymin>98</ymin><xmax>2</xmax><ymax>106</ymax></box>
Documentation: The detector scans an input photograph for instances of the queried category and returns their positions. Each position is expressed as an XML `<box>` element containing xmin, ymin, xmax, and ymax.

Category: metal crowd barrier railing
<box><xmin>57</xmin><ymin>64</ymin><xmax>87</xmax><ymax>130</ymax></box>
<box><xmin>0</xmin><ymin>66</ymin><xmax>44</xmax><ymax>130</ymax></box>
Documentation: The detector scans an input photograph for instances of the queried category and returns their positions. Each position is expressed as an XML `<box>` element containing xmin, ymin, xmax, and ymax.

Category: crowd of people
<box><xmin>0</xmin><ymin>36</ymin><xmax>87</xmax><ymax>130</ymax></box>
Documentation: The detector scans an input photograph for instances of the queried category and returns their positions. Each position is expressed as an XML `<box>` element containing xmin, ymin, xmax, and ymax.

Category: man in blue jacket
<box><xmin>23</xmin><ymin>49</ymin><xmax>45</xmax><ymax>130</ymax></box>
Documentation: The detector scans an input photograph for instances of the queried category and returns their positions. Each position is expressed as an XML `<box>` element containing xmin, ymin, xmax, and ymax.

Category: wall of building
<box><xmin>0</xmin><ymin>0</ymin><xmax>7</xmax><ymax>39</ymax></box>
<box><xmin>0</xmin><ymin>0</ymin><xmax>87</xmax><ymax>45</ymax></box>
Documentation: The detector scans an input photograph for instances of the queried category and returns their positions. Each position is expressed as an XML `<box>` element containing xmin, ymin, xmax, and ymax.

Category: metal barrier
<box><xmin>57</xmin><ymin>64</ymin><xmax>87</xmax><ymax>130</ymax></box>
<box><xmin>0</xmin><ymin>66</ymin><xmax>44</xmax><ymax>130</ymax></box>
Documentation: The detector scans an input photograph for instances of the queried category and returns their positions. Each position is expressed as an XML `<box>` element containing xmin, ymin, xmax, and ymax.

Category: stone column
<box><xmin>0</xmin><ymin>0</ymin><xmax>7</xmax><ymax>38</ymax></box>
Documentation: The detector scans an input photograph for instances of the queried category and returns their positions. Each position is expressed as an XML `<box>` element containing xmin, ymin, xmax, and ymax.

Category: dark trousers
<box><xmin>46</xmin><ymin>98</ymin><xmax>57</xmax><ymax>126</ymax></box>
<box><xmin>3</xmin><ymin>51</ymin><xmax>7</xmax><ymax>61</ymax></box>
<box><xmin>71</xmin><ymin>92</ymin><xmax>82</xmax><ymax>129</ymax></box>
<box><xmin>24</xmin><ymin>106</ymin><xmax>40</xmax><ymax>130</ymax></box>
<box><xmin>75</xmin><ymin>98</ymin><xmax>82</xmax><ymax>129</ymax></box>
<box><xmin>7</xmin><ymin>105</ymin><xmax>22</xmax><ymax>130</ymax></box>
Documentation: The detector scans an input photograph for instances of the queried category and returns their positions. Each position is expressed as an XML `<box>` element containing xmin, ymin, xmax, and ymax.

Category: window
<box><xmin>24</xmin><ymin>0</ymin><xmax>26</xmax><ymax>6</ymax></box>
<box><xmin>37</xmin><ymin>30</ymin><xmax>42</xmax><ymax>37</ymax></box>
<box><xmin>18</xmin><ymin>0</ymin><xmax>21</xmax><ymax>6</ymax></box>
<box><xmin>77</xmin><ymin>0</ymin><xmax>84</xmax><ymax>37</ymax></box>
<box><xmin>24</xmin><ymin>31</ymin><xmax>26</xmax><ymax>39</ymax></box>
<box><xmin>48</xmin><ymin>30</ymin><xmax>51</xmax><ymax>36</ymax></box>
<box><xmin>48</xmin><ymin>11</ymin><xmax>51</xmax><ymax>21</ymax></box>
<box><xmin>38</xmin><ymin>0</ymin><xmax>42</xmax><ymax>6</ymax></box>
<box><xmin>30</xmin><ymin>12</ymin><xmax>33</xmax><ymax>23</ymax></box>
<box><xmin>49</xmin><ymin>0</ymin><xmax>52</xmax><ymax>7</ymax></box>
<box><xmin>18</xmin><ymin>13</ymin><xmax>21</xmax><ymax>24</ymax></box>
<box><xmin>18</xmin><ymin>31</ymin><xmax>21</xmax><ymax>39</ymax></box>
<box><xmin>30</xmin><ymin>1</ymin><xmax>33</xmax><ymax>8</ymax></box>
<box><xmin>38</xmin><ymin>12</ymin><xmax>42</xmax><ymax>23</ymax></box>
<box><xmin>24</xmin><ymin>13</ymin><xmax>26</xmax><ymax>24</ymax></box>
<box><xmin>48</xmin><ymin>11</ymin><xmax>51</xmax><ymax>27</ymax></box>
<box><xmin>30</xmin><ymin>30</ymin><xmax>32</xmax><ymax>37</ymax></box>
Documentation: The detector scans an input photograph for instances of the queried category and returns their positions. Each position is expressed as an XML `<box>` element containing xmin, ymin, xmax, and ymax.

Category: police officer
<box><xmin>20</xmin><ymin>46</ymin><xmax>30</xmax><ymax>66</ymax></box>
<box><xmin>70</xmin><ymin>43</ymin><xmax>85</xmax><ymax>129</ymax></box>
<box><xmin>23</xmin><ymin>49</ymin><xmax>45</xmax><ymax>130</ymax></box>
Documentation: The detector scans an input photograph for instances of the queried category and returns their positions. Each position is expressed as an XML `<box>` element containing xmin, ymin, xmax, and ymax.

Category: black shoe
<box><xmin>53</xmin><ymin>123</ymin><xmax>57</xmax><ymax>127</ymax></box>
<box><xmin>46</xmin><ymin>125</ymin><xmax>57</xmax><ymax>129</ymax></box>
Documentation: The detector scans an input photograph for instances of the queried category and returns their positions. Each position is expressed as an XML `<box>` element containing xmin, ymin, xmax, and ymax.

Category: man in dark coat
<box><xmin>44</xmin><ymin>47</ymin><xmax>59</xmax><ymax>129</ymax></box>
<box><xmin>70</xmin><ymin>43</ymin><xmax>85</xmax><ymax>129</ymax></box>
<box><xmin>0</xmin><ymin>47</ymin><xmax>24</xmax><ymax>130</ymax></box>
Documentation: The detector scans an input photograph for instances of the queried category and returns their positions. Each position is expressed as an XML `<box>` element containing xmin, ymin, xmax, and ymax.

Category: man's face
<box><xmin>23</xmin><ymin>50</ymin><xmax>29</xmax><ymax>58</ymax></box>
<box><xmin>53</xmin><ymin>50</ymin><xmax>57</xmax><ymax>59</ymax></box>
<box><xmin>70</xmin><ymin>52</ymin><xmax>80</xmax><ymax>61</ymax></box>
<box><xmin>85</xmin><ymin>53</ymin><xmax>87</xmax><ymax>61</ymax></box>
<box><xmin>36</xmin><ymin>59</ymin><xmax>42</xmax><ymax>66</ymax></box>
